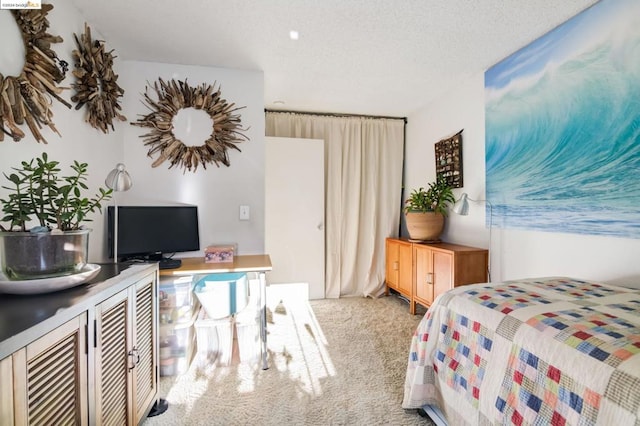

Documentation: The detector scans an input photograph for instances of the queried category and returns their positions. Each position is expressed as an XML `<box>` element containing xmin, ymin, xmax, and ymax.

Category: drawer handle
<box><xmin>393</xmin><ymin>261</ymin><xmax>399</xmax><ymax>271</ymax></box>
<box><xmin>426</xmin><ymin>273</ymin><xmax>433</xmax><ymax>284</ymax></box>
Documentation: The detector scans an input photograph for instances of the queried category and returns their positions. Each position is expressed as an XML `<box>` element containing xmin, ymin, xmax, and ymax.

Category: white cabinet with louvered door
<box><xmin>94</xmin><ymin>288</ymin><xmax>129</xmax><ymax>425</ymax></box>
<box><xmin>0</xmin><ymin>315</ymin><xmax>88</xmax><ymax>425</ymax></box>
<box><xmin>0</xmin><ymin>355</ymin><xmax>14</xmax><ymax>423</ymax></box>
<box><xmin>131</xmin><ymin>277</ymin><xmax>157</xmax><ymax>424</ymax></box>
<box><xmin>0</xmin><ymin>264</ymin><xmax>159</xmax><ymax>425</ymax></box>
<box><xmin>94</xmin><ymin>275</ymin><xmax>157</xmax><ymax>426</ymax></box>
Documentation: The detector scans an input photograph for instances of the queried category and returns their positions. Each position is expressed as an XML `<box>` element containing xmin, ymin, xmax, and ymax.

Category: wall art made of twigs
<box><xmin>0</xmin><ymin>5</ymin><xmax>71</xmax><ymax>143</ymax></box>
<box><xmin>435</xmin><ymin>129</ymin><xmax>463</xmax><ymax>188</ymax></box>
<box><xmin>131</xmin><ymin>78</ymin><xmax>249</xmax><ymax>172</ymax></box>
<box><xmin>71</xmin><ymin>23</ymin><xmax>126</xmax><ymax>133</ymax></box>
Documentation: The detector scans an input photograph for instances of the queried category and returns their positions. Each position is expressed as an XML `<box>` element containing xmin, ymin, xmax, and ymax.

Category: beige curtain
<box><xmin>265</xmin><ymin>112</ymin><xmax>405</xmax><ymax>298</ymax></box>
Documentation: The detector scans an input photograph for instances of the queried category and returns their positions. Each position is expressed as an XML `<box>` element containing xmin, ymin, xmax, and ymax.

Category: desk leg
<box><xmin>259</xmin><ymin>271</ymin><xmax>269</xmax><ymax>370</ymax></box>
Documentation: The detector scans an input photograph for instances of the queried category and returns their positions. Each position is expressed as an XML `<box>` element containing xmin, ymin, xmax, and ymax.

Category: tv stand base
<box><xmin>158</xmin><ymin>258</ymin><xmax>182</xmax><ymax>270</ymax></box>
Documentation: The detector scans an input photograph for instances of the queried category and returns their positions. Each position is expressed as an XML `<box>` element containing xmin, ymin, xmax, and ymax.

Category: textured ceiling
<box><xmin>68</xmin><ymin>0</ymin><xmax>598</xmax><ymax>117</ymax></box>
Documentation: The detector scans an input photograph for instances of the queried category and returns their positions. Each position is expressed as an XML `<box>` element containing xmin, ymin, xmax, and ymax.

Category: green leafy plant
<box><xmin>404</xmin><ymin>175</ymin><xmax>455</xmax><ymax>215</ymax></box>
<box><xmin>0</xmin><ymin>152</ymin><xmax>112</xmax><ymax>232</ymax></box>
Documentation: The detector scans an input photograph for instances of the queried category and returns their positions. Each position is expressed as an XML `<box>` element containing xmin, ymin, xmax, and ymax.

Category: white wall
<box><xmin>118</xmin><ymin>61</ymin><xmax>265</xmax><ymax>258</ymax></box>
<box><xmin>405</xmin><ymin>74</ymin><xmax>640</xmax><ymax>286</ymax></box>
<box><xmin>0</xmin><ymin>4</ymin><xmax>265</xmax><ymax>264</ymax></box>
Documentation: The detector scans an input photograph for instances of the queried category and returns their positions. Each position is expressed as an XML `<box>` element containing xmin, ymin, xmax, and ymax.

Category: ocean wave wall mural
<box><xmin>485</xmin><ymin>0</ymin><xmax>640</xmax><ymax>239</ymax></box>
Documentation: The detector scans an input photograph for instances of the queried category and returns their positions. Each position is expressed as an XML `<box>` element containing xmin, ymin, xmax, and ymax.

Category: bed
<box><xmin>402</xmin><ymin>277</ymin><xmax>640</xmax><ymax>425</ymax></box>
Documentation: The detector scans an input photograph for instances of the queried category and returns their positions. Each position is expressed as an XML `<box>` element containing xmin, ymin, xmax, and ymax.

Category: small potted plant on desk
<box><xmin>0</xmin><ymin>152</ymin><xmax>112</xmax><ymax>279</ymax></box>
<box><xmin>404</xmin><ymin>176</ymin><xmax>455</xmax><ymax>242</ymax></box>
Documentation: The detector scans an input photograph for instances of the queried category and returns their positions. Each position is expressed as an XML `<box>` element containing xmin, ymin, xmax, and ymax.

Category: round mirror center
<box><xmin>172</xmin><ymin>107</ymin><xmax>214</xmax><ymax>147</ymax></box>
<box><xmin>0</xmin><ymin>11</ymin><xmax>26</xmax><ymax>77</ymax></box>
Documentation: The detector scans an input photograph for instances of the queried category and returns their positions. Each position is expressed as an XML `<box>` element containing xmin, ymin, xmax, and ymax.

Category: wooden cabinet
<box><xmin>94</xmin><ymin>276</ymin><xmax>157</xmax><ymax>426</ymax></box>
<box><xmin>413</xmin><ymin>243</ymin><xmax>488</xmax><ymax>311</ymax></box>
<box><xmin>0</xmin><ymin>315</ymin><xmax>88</xmax><ymax>425</ymax></box>
<box><xmin>413</xmin><ymin>245</ymin><xmax>435</xmax><ymax>307</ymax></box>
<box><xmin>385</xmin><ymin>238</ymin><xmax>488</xmax><ymax>314</ymax></box>
<box><xmin>385</xmin><ymin>238</ymin><xmax>413</xmax><ymax>299</ymax></box>
<box><xmin>0</xmin><ymin>264</ymin><xmax>158</xmax><ymax>426</ymax></box>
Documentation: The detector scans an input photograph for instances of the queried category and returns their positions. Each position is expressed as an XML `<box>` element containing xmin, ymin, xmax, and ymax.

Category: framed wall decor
<box><xmin>485</xmin><ymin>0</ymin><xmax>640</xmax><ymax>239</ymax></box>
<box><xmin>434</xmin><ymin>129</ymin><xmax>463</xmax><ymax>188</ymax></box>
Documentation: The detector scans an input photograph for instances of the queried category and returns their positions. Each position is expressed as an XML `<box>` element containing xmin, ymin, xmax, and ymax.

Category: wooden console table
<box><xmin>159</xmin><ymin>255</ymin><xmax>272</xmax><ymax>369</ymax></box>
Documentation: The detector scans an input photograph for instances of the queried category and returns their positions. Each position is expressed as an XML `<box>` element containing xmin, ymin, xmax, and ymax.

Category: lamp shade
<box><xmin>453</xmin><ymin>193</ymin><xmax>469</xmax><ymax>216</ymax></box>
<box><xmin>105</xmin><ymin>163</ymin><xmax>132</xmax><ymax>192</ymax></box>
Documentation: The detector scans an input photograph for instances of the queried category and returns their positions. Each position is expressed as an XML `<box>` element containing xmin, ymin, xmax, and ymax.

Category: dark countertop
<box><xmin>0</xmin><ymin>262</ymin><xmax>158</xmax><ymax>359</ymax></box>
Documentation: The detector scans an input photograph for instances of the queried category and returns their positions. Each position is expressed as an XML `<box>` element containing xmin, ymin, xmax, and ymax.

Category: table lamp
<box><xmin>105</xmin><ymin>163</ymin><xmax>132</xmax><ymax>263</ymax></box>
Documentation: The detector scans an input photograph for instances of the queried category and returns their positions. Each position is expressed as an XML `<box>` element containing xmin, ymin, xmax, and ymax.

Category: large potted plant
<box><xmin>404</xmin><ymin>176</ymin><xmax>455</xmax><ymax>242</ymax></box>
<box><xmin>0</xmin><ymin>153</ymin><xmax>112</xmax><ymax>279</ymax></box>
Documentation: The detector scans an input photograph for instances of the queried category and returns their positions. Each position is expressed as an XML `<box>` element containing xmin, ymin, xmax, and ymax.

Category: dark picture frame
<box><xmin>434</xmin><ymin>129</ymin><xmax>463</xmax><ymax>188</ymax></box>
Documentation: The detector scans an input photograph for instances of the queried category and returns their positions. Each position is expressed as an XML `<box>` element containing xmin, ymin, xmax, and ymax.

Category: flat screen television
<box><xmin>107</xmin><ymin>205</ymin><xmax>200</xmax><ymax>269</ymax></box>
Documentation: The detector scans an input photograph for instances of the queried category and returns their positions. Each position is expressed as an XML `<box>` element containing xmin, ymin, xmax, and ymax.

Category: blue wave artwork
<box><xmin>485</xmin><ymin>0</ymin><xmax>640</xmax><ymax>239</ymax></box>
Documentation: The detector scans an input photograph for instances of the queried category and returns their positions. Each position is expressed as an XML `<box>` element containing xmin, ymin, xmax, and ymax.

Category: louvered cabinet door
<box><xmin>131</xmin><ymin>278</ymin><xmax>157</xmax><ymax>425</ymax></box>
<box><xmin>13</xmin><ymin>315</ymin><xmax>88</xmax><ymax>425</ymax></box>
<box><xmin>94</xmin><ymin>274</ymin><xmax>158</xmax><ymax>426</ymax></box>
<box><xmin>1</xmin><ymin>354</ymin><xmax>15</xmax><ymax>424</ymax></box>
<box><xmin>95</xmin><ymin>289</ymin><xmax>131</xmax><ymax>426</ymax></box>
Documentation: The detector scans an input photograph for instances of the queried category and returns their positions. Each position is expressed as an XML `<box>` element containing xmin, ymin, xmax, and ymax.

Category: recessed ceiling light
<box><xmin>273</xmin><ymin>100</ymin><xmax>285</xmax><ymax>105</ymax></box>
<box><xmin>289</xmin><ymin>30</ymin><xmax>299</xmax><ymax>41</ymax></box>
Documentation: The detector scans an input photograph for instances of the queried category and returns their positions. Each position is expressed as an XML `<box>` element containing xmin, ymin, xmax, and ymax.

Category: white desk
<box><xmin>159</xmin><ymin>255</ymin><xmax>272</xmax><ymax>369</ymax></box>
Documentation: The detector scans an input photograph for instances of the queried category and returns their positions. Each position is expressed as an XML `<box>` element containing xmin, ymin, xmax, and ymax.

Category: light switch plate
<box><xmin>239</xmin><ymin>205</ymin><xmax>250</xmax><ymax>220</ymax></box>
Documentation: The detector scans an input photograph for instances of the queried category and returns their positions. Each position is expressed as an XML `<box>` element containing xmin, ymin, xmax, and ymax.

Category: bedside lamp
<box><xmin>454</xmin><ymin>193</ymin><xmax>492</xmax><ymax>218</ymax></box>
<box><xmin>453</xmin><ymin>193</ymin><xmax>470</xmax><ymax>216</ymax></box>
<box><xmin>454</xmin><ymin>192</ymin><xmax>492</xmax><ymax>282</ymax></box>
<box><xmin>105</xmin><ymin>163</ymin><xmax>132</xmax><ymax>263</ymax></box>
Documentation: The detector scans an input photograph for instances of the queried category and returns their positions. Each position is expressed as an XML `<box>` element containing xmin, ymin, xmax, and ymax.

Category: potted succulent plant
<box><xmin>404</xmin><ymin>176</ymin><xmax>455</xmax><ymax>241</ymax></box>
<box><xmin>0</xmin><ymin>152</ymin><xmax>112</xmax><ymax>279</ymax></box>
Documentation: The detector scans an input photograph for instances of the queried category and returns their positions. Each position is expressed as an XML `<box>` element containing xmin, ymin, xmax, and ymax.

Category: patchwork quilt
<box><xmin>402</xmin><ymin>277</ymin><xmax>640</xmax><ymax>425</ymax></box>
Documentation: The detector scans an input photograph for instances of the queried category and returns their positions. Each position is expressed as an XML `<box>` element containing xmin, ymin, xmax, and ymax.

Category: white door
<box><xmin>265</xmin><ymin>137</ymin><xmax>325</xmax><ymax>299</ymax></box>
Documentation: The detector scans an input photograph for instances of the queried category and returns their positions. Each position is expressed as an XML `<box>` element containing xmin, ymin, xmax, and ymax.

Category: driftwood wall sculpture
<box><xmin>132</xmin><ymin>78</ymin><xmax>249</xmax><ymax>172</ymax></box>
<box><xmin>71</xmin><ymin>23</ymin><xmax>126</xmax><ymax>133</ymax></box>
<box><xmin>0</xmin><ymin>5</ymin><xmax>70</xmax><ymax>143</ymax></box>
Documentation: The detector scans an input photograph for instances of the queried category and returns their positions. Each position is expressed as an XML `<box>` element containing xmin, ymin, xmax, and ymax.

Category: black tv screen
<box><xmin>107</xmin><ymin>205</ymin><xmax>200</xmax><ymax>261</ymax></box>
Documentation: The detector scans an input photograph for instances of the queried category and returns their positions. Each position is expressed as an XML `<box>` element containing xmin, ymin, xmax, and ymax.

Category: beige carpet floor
<box><xmin>144</xmin><ymin>285</ymin><xmax>432</xmax><ymax>426</ymax></box>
